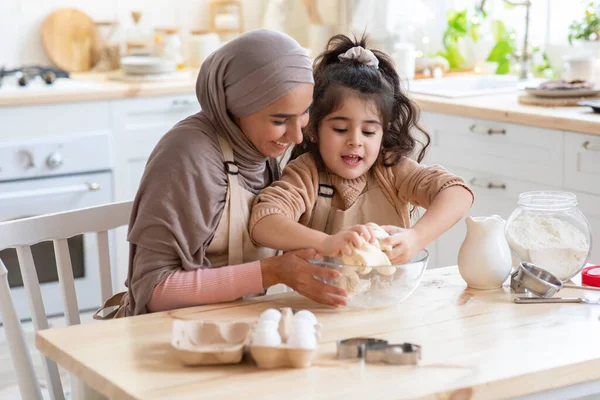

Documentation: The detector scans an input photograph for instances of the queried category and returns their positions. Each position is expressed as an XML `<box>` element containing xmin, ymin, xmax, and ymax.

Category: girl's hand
<box><xmin>379</xmin><ymin>228</ymin><xmax>423</xmax><ymax>264</ymax></box>
<box><xmin>348</xmin><ymin>224</ymin><xmax>376</xmax><ymax>243</ymax></box>
<box><xmin>321</xmin><ymin>228</ymin><xmax>367</xmax><ymax>257</ymax></box>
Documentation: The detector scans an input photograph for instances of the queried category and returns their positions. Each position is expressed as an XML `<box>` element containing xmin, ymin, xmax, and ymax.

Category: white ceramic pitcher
<box><xmin>457</xmin><ymin>215</ymin><xmax>512</xmax><ymax>290</ymax></box>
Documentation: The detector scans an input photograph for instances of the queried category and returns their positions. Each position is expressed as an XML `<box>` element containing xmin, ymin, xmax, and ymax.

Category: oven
<box><xmin>0</xmin><ymin>131</ymin><xmax>113</xmax><ymax>321</ymax></box>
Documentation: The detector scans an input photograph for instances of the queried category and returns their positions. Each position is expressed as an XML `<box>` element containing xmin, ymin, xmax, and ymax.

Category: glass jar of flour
<box><xmin>505</xmin><ymin>191</ymin><xmax>592</xmax><ymax>282</ymax></box>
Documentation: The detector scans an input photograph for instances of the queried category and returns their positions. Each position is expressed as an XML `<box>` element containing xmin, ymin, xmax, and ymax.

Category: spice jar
<box><xmin>155</xmin><ymin>27</ymin><xmax>185</xmax><ymax>70</ymax></box>
<box><xmin>92</xmin><ymin>21</ymin><xmax>120</xmax><ymax>72</ymax></box>
<box><xmin>188</xmin><ymin>30</ymin><xmax>221</xmax><ymax>68</ymax></box>
<box><xmin>505</xmin><ymin>191</ymin><xmax>592</xmax><ymax>281</ymax></box>
<box><xmin>125</xmin><ymin>11</ymin><xmax>151</xmax><ymax>56</ymax></box>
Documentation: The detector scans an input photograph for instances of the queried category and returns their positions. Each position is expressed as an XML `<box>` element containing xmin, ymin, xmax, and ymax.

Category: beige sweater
<box><xmin>249</xmin><ymin>153</ymin><xmax>473</xmax><ymax>235</ymax></box>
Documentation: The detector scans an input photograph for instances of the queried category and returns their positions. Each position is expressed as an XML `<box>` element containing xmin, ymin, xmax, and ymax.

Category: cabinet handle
<box><xmin>583</xmin><ymin>141</ymin><xmax>600</xmax><ymax>152</ymax></box>
<box><xmin>470</xmin><ymin>177</ymin><xmax>506</xmax><ymax>190</ymax></box>
<box><xmin>469</xmin><ymin>124</ymin><xmax>507</xmax><ymax>135</ymax></box>
<box><xmin>0</xmin><ymin>182</ymin><xmax>101</xmax><ymax>201</ymax></box>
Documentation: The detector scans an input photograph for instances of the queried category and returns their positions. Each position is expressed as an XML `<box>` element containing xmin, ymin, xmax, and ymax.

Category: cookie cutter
<box><xmin>364</xmin><ymin>342</ymin><xmax>422</xmax><ymax>365</ymax></box>
<box><xmin>337</xmin><ymin>338</ymin><xmax>421</xmax><ymax>365</ymax></box>
<box><xmin>336</xmin><ymin>338</ymin><xmax>388</xmax><ymax>359</ymax></box>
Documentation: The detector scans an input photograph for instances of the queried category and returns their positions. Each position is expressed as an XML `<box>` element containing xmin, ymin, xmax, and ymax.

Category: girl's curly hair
<box><xmin>290</xmin><ymin>34</ymin><xmax>430</xmax><ymax>168</ymax></box>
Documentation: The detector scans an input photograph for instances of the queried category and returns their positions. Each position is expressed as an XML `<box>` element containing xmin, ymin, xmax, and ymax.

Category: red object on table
<box><xmin>582</xmin><ymin>266</ymin><xmax>600</xmax><ymax>288</ymax></box>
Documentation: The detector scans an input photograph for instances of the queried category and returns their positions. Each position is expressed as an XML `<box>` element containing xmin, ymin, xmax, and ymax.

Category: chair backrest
<box><xmin>0</xmin><ymin>200</ymin><xmax>132</xmax><ymax>400</ymax></box>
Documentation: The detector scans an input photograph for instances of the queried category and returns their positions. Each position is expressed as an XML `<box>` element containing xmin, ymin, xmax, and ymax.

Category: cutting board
<box><xmin>41</xmin><ymin>8</ymin><xmax>97</xmax><ymax>72</ymax></box>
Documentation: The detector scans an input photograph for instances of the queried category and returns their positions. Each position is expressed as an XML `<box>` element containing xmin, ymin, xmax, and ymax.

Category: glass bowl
<box><xmin>310</xmin><ymin>249</ymin><xmax>429</xmax><ymax>309</ymax></box>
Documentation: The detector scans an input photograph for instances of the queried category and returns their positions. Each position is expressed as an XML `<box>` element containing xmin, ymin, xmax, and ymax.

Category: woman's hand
<box><xmin>379</xmin><ymin>227</ymin><xmax>423</xmax><ymax>264</ymax></box>
<box><xmin>320</xmin><ymin>225</ymin><xmax>374</xmax><ymax>257</ymax></box>
<box><xmin>260</xmin><ymin>248</ymin><xmax>347</xmax><ymax>307</ymax></box>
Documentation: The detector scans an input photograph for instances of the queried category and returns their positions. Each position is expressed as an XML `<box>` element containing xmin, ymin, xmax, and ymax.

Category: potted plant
<box><xmin>568</xmin><ymin>2</ymin><xmax>600</xmax><ymax>57</ymax></box>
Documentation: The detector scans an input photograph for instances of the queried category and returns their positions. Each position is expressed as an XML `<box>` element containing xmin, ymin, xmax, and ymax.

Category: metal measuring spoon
<box><xmin>514</xmin><ymin>262</ymin><xmax>600</xmax><ymax>298</ymax></box>
<box><xmin>514</xmin><ymin>296</ymin><xmax>600</xmax><ymax>304</ymax></box>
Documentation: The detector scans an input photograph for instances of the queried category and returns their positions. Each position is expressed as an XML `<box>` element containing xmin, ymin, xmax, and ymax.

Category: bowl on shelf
<box><xmin>310</xmin><ymin>249</ymin><xmax>429</xmax><ymax>309</ymax></box>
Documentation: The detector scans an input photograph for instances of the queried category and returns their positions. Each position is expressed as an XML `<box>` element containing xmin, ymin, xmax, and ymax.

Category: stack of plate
<box><xmin>518</xmin><ymin>80</ymin><xmax>600</xmax><ymax>107</ymax></box>
<box><xmin>120</xmin><ymin>56</ymin><xmax>176</xmax><ymax>75</ymax></box>
<box><xmin>524</xmin><ymin>86</ymin><xmax>600</xmax><ymax>99</ymax></box>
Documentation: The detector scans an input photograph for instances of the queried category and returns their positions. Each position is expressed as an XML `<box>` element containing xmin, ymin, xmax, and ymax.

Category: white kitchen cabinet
<box><xmin>564</xmin><ymin>132</ymin><xmax>600</xmax><ymax>197</ymax></box>
<box><xmin>421</xmin><ymin>111</ymin><xmax>564</xmax><ymax>187</ymax></box>
<box><xmin>0</xmin><ymin>101</ymin><xmax>112</xmax><ymax>141</ymax></box>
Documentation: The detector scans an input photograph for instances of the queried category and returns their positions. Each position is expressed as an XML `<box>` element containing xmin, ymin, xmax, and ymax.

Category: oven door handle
<box><xmin>0</xmin><ymin>182</ymin><xmax>101</xmax><ymax>201</ymax></box>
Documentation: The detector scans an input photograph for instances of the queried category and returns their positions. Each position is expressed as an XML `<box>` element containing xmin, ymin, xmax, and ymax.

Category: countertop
<box><xmin>36</xmin><ymin>266</ymin><xmax>600</xmax><ymax>400</ymax></box>
<box><xmin>412</xmin><ymin>92</ymin><xmax>600</xmax><ymax>137</ymax></box>
<box><xmin>0</xmin><ymin>72</ymin><xmax>197</xmax><ymax>107</ymax></box>
<box><xmin>1</xmin><ymin>72</ymin><xmax>599</xmax><ymax>137</ymax></box>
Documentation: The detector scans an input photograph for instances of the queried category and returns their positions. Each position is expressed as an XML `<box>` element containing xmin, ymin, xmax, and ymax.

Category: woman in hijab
<box><xmin>96</xmin><ymin>29</ymin><xmax>347</xmax><ymax>318</ymax></box>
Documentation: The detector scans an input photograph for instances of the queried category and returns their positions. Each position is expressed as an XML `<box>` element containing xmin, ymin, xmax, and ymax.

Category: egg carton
<box><xmin>171</xmin><ymin>319</ymin><xmax>251</xmax><ymax>366</ymax></box>
<box><xmin>171</xmin><ymin>308</ymin><xmax>321</xmax><ymax>369</ymax></box>
<box><xmin>248</xmin><ymin>308</ymin><xmax>322</xmax><ymax>369</ymax></box>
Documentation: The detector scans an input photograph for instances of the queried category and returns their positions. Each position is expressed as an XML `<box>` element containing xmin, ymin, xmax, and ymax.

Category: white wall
<box><xmin>0</xmin><ymin>0</ymin><xmax>593</xmax><ymax>70</ymax></box>
<box><xmin>0</xmin><ymin>0</ymin><xmax>266</xmax><ymax>69</ymax></box>
<box><xmin>0</xmin><ymin>0</ymin><xmax>343</xmax><ymax>69</ymax></box>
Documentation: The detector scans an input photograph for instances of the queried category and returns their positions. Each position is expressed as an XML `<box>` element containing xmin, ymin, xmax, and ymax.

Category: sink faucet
<box><xmin>478</xmin><ymin>0</ymin><xmax>532</xmax><ymax>80</ymax></box>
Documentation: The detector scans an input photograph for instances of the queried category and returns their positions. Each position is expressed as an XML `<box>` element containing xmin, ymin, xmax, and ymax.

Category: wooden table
<box><xmin>36</xmin><ymin>266</ymin><xmax>600</xmax><ymax>400</ymax></box>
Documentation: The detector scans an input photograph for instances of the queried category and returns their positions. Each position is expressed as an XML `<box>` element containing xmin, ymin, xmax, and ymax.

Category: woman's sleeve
<box><xmin>394</xmin><ymin>158</ymin><xmax>474</xmax><ymax>209</ymax></box>
<box><xmin>249</xmin><ymin>154</ymin><xmax>319</xmax><ymax>237</ymax></box>
<box><xmin>141</xmin><ymin>245</ymin><xmax>264</xmax><ymax>312</ymax></box>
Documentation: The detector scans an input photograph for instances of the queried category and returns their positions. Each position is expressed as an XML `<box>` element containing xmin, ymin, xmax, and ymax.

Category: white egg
<box><xmin>258</xmin><ymin>308</ymin><xmax>281</xmax><ymax>323</ymax></box>
<box><xmin>252</xmin><ymin>328</ymin><xmax>282</xmax><ymax>347</ymax></box>
<box><xmin>286</xmin><ymin>330</ymin><xmax>317</xmax><ymax>349</ymax></box>
<box><xmin>293</xmin><ymin>320</ymin><xmax>317</xmax><ymax>337</ymax></box>
<box><xmin>294</xmin><ymin>310</ymin><xmax>317</xmax><ymax>324</ymax></box>
<box><xmin>255</xmin><ymin>319</ymin><xmax>279</xmax><ymax>331</ymax></box>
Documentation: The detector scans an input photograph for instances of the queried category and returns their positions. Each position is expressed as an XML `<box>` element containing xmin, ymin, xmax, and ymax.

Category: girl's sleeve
<box><xmin>249</xmin><ymin>154</ymin><xmax>320</xmax><ymax>238</ymax></box>
<box><xmin>393</xmin><ymin>158</ymin><xmax>474</xmax><ymax>209</ymax></box>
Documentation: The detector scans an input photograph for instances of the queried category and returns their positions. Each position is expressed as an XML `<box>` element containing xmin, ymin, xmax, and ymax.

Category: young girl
<box><xmin>249</xmin><ymin>35</ymin><xmax>473</xmax><ymax>265</ymax></box>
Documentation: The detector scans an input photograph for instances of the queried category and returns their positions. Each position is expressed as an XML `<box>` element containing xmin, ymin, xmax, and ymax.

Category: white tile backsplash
<box><xmin>0</xmin><ymin>0</ymin><xmax>21</xmax><ymax>69</ymax></box>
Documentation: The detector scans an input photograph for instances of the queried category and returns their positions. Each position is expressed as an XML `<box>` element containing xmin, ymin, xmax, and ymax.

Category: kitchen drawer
<box><xmin>0</xmin><ymin>101</ymin><xmax>112</xmax><ymax>141</ymax></box>
<box><xmin>433</xmin><ymin>166</ymin><xmax>559</xmax><ymax>268</ymax></box>
<box><xmin>111</xmin><ymin>94</ymin><xmax>198</xmax><ymax>131</ymax></box>
<box><xmin>421</xmin><ymin>112</ymin><xmax>564</xmax><ymax>186</ymax></box>
<box><xmin>564</xmin><ymin>132</ymin><xmax>600</xmax><ymax>196</ymax></box>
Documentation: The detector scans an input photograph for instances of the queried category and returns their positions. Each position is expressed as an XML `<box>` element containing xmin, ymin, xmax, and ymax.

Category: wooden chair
<box><xmin>0</xmin><ymin>201</ymin><xmax>132</xmax><ymax>400</ymax></box>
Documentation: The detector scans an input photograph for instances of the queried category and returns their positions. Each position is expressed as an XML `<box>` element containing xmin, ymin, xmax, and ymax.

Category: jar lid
<box><xmin>582</xmin><ymin>266</ymin><xmax>600</xmax><ymax>288</ymax></box>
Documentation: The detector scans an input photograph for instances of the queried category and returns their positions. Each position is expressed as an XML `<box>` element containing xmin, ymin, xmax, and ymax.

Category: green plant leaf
<box><xmin>496</xmin><ymin>60</ymin><xmax>511</xmax><ymax>74</ymax></box>
<box><xmin>568</xmin><ymin>2</ymin><xmax>600</xmax><ymax>43</ymax></box>
<box><xmin>448</xmin><ymin>9</ymin><xmax>468</xmax><ymax>34</ymax></box>
<box><xmin>486</xmin><ymin>39</ymin><xmax>511</xmax><ymax>62</ymax></box>
<box><xmin>446</xmin><ymin>43</ymin><xmax>465</xmax><ymax>69</ymax></box>
<box><xmin>492</xmin><ymin>20</ymin><xmax>507</xmax><ymax>42</ymax></box>
<box><xmin>469</xmin><ymin>25</ymin><xmax>479</xmax><ymax>42</ymax></box>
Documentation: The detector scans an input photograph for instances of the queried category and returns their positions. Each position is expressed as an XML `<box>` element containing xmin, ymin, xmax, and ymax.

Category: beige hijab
<box><xmin>125</xmin><ymin>29</ymin><xmax>314</xmax><ymax>315</ymax></box>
